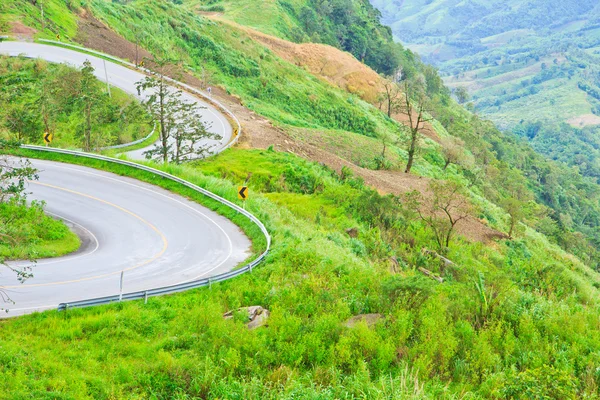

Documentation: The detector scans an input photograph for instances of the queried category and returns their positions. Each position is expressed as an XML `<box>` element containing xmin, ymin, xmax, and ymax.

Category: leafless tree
<box><xmin>406</xmin><ymin>179</ymin><xmax>474</xmax><ymax>251</ymax></box>
<box><xmin>399</xmin><ymin>80</ymin><xmax>433</xmax><ymax>174</ymax></box>
<box><xmin>440</xmin><ymin>136</ymin><xmax>466</xmax><ymax>170</ymax></box>
<box><xmin>136</xmin><ymin>59</ymin><xmax>220</xmax><ymax>163</ymax></box>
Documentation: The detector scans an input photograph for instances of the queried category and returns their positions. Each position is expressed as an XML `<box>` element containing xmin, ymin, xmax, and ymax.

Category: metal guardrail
<box><xmin>20</xmin><ymin>145</ymin><xmax>271</xmax><ymax>312</ymax></box>
<box><xmin>100</xmin><ymin>122</ymin><xmax>156</xmax><ymax>151</ymax></box>
<box><xmin>37</xmin><ymin>39</ymin><xmax>243</xmax><ymax>150</ymax></box>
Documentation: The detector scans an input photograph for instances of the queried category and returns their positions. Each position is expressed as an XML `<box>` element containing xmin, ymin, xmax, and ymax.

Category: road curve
<box><xmin>0</xmin><ymin>41</ymin><xmax>232</xmax><ymax>159</ymax></box>
<box><xmin>1</xmin><ymin>159</ymin><xmax>251</xmax><ymax>317</ymax></box>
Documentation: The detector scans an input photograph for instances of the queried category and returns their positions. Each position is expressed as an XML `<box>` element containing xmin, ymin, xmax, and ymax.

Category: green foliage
<box><xmin>3</xmin><ymin>144</ymin><xmax>600</xmax><ymax>397</ymax></box>
<box><xmin>0</xmin><ymin>198</ymin><xmax>80</xmax><ymax>260</ymax></box>
<box><xmin>0</xmin><ymin>55</ymin><xmax>150</xmax><ymax>148</ymax></box>
<box><xmin>193</xmin><ymin>0</ymin><xmax>415</xmax><ymax>75</ymax></box>
<box><xmin>5</xmin><ymin>0</ymin><xmax>600</xmax><ymax>398</ymax></box>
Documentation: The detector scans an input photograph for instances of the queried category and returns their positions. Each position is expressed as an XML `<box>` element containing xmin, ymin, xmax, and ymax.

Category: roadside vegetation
<box><xmin>0</xmin><ymin>55</ymin><xmax>151</xmax><ymax>149</ymax></box>
<box><xmin>4</xmin><ymin>144</ymin><xmax>600</xmax><ymax>398</ymax></box>
<box><xmin>0</xmin><ymin>141</ymin><xmax>80</xmax><ymax>283</ymax></box>
<box><xmin>3</xmin><ymin>0</ymin><xmax>600</xmax><ymax>397</ymax></box>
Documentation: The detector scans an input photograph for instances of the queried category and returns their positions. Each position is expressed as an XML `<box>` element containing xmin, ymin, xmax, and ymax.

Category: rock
<box><xmin>346</xmin><ymin>227</ymin><xmax>358</xmax><ymax>238</ymax></box>
<box><xmin>223</xmin><ymin>306</ymin><xmax>270</xmax><ymax>330</ymax></box>
<box><xmin>344</xmin><ymin>313</ymin><xmax>383</xmax><ymax>328</ymax></box>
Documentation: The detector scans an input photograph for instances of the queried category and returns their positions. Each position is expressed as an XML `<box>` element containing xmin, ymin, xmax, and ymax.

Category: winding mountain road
<box><xmin>2</xmin><ymin>159</ymin><xmax>251</xmax><ymax>316</ymax></box>
<box><xmin>0</xmin><ymin>41</ymin><xmax>233</xmax><ymax>158</ymax></box>
<box><xmin>0</xmin><ymin>42</ymin><xmax>252</xmax><ymax>316</ymax></box>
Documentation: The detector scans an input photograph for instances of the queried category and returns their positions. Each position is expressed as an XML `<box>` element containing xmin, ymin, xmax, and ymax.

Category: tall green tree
<box><xmin>78</xmin><ymin>60</ymin><xmax>103</xmax><ymax>152</ymax></box>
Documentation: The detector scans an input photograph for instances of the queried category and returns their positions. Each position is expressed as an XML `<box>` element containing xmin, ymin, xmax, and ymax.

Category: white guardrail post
<box><xmin>20</xmin><ymin>145</ymin><xmax>270</xmax><ymax>311</ymax></box>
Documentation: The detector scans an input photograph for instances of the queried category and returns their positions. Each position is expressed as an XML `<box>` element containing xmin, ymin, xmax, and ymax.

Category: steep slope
<box><xmin>4</xmin><ymin>0</ymin><xmax>600</xmax><ymax>398</ymax></box>
<box><xmin>370</xmin><ymin>0</ymin><xmax>600</xmax><ymax>182</ymax></box>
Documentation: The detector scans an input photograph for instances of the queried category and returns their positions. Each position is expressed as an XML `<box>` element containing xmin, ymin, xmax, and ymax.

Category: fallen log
<box><xmin>418</xmin><ymin>267</ymin><xmax>444</xmax><ymax>283</ymax></box>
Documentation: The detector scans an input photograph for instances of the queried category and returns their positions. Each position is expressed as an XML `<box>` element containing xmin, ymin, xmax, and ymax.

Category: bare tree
<box><xmin>399</xmin><ymin>80</ymin><xmax>432</xmax><ymax>174</ymax></box>
<box><xmin>440</xmin><ymin>136</ymin><xmax>466</xmax><ymax>170</ymax></box>
<box><xmin>377</xmin><ymin>68</ymin><xmax>404</xmax><ymax>117</ymax></box>
<box><xmin>407</xmin><ymin>179</ymin><xmax>475</xmax><ymax>251</ymax></box>
<box><xmin>374</xmin><ymin>130</ymin><xmax>397</xmax><ymax>170</ymax></box>
<box><xmin>136</xmin><ymin>60</ymin><xmax>220</xmax><ymax>163</ymax></box>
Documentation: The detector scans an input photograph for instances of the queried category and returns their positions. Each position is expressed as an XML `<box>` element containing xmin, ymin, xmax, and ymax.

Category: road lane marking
<box><xmin>16</xmin><ymin>211</ymin><xmax>100</xmax><ymax>267</ymax></box>
<box><xmin>2</xmin><ymin>181</ymin><xmax>169</xmax><ymax>288</ymax></box>
<box><xmin>35</xmin><ymin>161</ymin><xmax>235</xmax><ymax>274</ymax></box>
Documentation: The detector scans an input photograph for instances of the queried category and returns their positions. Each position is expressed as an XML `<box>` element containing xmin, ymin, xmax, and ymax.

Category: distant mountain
<box><xmin>371</xmin><ymin>0</ymin><xmax>600</xmax><ymax>181</ymax></box>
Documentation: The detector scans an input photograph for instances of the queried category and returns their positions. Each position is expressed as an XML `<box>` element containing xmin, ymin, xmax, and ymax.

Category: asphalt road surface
<box><xmin>0</xmin><ymin>41</ymin><xmax>232</xmax><ymax>159</ymax></box>
<box><xmin>0</xmin><ymin>42</ymin><xmax>250</xmax><ymax>317</ymax></box>
<box><xmin>1</xmin><ymin>159</ymin><xmax>251</xmax><ymax>317</ymax></box>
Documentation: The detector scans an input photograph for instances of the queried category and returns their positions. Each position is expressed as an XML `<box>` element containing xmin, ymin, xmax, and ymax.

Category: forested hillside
<box><xmin>5</xmin><ymin>0</ymin><xmax>600</xmax><ymax>397</ymax></box>
<box><xmin>370</xmin><ymin>0</ymin><xmax>600</xmax><ymax>183</ymax></box>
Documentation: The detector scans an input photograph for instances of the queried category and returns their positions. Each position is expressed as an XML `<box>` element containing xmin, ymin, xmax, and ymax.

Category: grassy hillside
<box><xmin>4</xmin><ymin>0</ymin><xmax>600</xmax><ymax>397</ymax></box>
<box><xmin>4</xmin><ymin>145</ymin><xmax>600</xmax><ymax>398</ymax></box>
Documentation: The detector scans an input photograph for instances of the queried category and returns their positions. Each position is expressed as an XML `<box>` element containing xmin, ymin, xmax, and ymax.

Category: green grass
<box><xmin>0</xmin><ymin>199</ymin><xmax>80</xmax><ymax>260</ymax></box>
<box><xmin>187</xmin><ymin>0</ymin><xmax>302</xmax><ymax>40</ymax></box>
<box><xmin>3</xmin><ymin>146</ymin><xmax>600</xmax><ymax>397</ymax></box>
<box><xmin>6</xmin><ymin>0</ymin><xmax>600</xmax><ymax>397</ymax></box>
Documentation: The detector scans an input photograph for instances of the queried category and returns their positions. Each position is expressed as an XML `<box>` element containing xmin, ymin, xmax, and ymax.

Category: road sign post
<box><xmin>238</xmin><ymin>186</ymin><xmax>248</xmax><ymax>210</ymax></box>
<box><xmin>103</xmin><ymin>59</ymin><xmax>111</xmax><ymax>97</ymax></box>
<box><xmin>43</xmin><ymin>132</ymin><xmax>53</xmax><ymax>146</ymax></box>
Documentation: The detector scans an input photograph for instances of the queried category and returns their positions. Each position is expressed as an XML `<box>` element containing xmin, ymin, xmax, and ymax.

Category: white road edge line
<box><xmin>35</xmin><ymin>160</ymin><xmax>236</xmax><ymax>275</ymax></box>
<box><xmin>37</xmin><ymin>211</ymin><xmax>101</xmax><ymax>266</ymax></box>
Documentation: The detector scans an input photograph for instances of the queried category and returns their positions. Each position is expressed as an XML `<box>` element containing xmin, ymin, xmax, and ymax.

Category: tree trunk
<box><xmin>508</xmin><ymin>216</ymin><xmax>515</xmax><ymax>239</ymax></box>
<box><xmin>159</xmin><ymin>79</ymin><xmax>168</xmax><ymax>163</ymax></box>
<box><xmin>405</xmin><ymin>130</ymin><xmax>417</xmax><ymax>173</ymax></box>
<box><xmin>85</xmin><ymin>102</ymin><xmax>92</xmax><ymax>152</ymax></box>
<box><xmin>443</xmin><ymin>159</ymin><xmax>451</xmax><ymax>170</ymax></box>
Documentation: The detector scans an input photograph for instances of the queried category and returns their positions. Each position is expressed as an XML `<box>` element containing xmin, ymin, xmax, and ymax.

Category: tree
<box><xmin>498</xmin><ymin>168</ymin><xmax>533</xmax><ymax>238</ymax></box>
<box><xmin>136</xmin><ymin>61</ymin><xmax>220</xmax><ymax>163</ymax></box>
<box><xmin>36</xmin><ymin>74</ymin><xmax>58</xmax><ymax>138</ymax></box>
<box><xmin>4</xmin><ymin>105</ymin><xmax>43</xmax><ymax>142</ymax></box>
<box><xmin>399</xmin><ymin>80</ymin><xmax>432</xmax><ymax>174</ymax></box>
<box><xmin>407</xmin><ymin>179</ymin><xmax>474</xmax><ymax>251</ymax></box>
<box><xmin>440</xmin><ymin>136</ymin><xmax>466</xmax><ymax>170</ymax></box>
<box><xmin>78</xmin><ymin>60</ymin><xmax>104</xmax><ymax>151</ymax></box>
<box><xmin>378</xmin><ymin>69</ymin><xmax>403</xmax><ymax>117</ymax></box>
<box><xmin>454</xmin><ymin>86</ymin><xmax>470</xmax><ymax>104</ymax></box>
<box><xmin>0</xmin><ymin>141</ymin><xmax>38</xmax><ymax>203</ymax></box>
<box><xmin>374</xmin><ymin>130</ymin><xmax>397</xmax><ymax>170</ymax></box>
<box><xmin>0</xmin><ymin>140</ymin><xmax>37</xmax><ymax>301</ymax></box>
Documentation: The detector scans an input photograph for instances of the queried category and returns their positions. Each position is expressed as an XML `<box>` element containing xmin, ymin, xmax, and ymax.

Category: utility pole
<box><xmin>134</xmin><ymin>26</ymin><xmax>139</xmax><ymax>67</ymax></box>
<box><xmin>103</xmin><ymin>59</ymin><xmax>111</xmax><ymax>97</ymax></box>
<box><xmin>40</xmin><ymin>0</ymin><xmax>45</xmax><ymax>30</ymax></box>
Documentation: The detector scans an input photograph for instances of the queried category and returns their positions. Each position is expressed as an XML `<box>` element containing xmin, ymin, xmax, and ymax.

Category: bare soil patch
<box><xmin>9</xmin><ymin>21</ymin><xmax>37</xmax><ymax>40</ymax></box>
<box><xmin>76</xmin><ymin>14</ymin><xmax>152</xmax><ymax>64</ymax></box>
<box><xmin>208</xmin><ymin>17</ymin><xmax>440</xmax><ymax>142</ymax></box>
<box><xmin>568</xmin><ymin>114</ymin><xmax>600</xmax><ymax>127</ymax></box>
